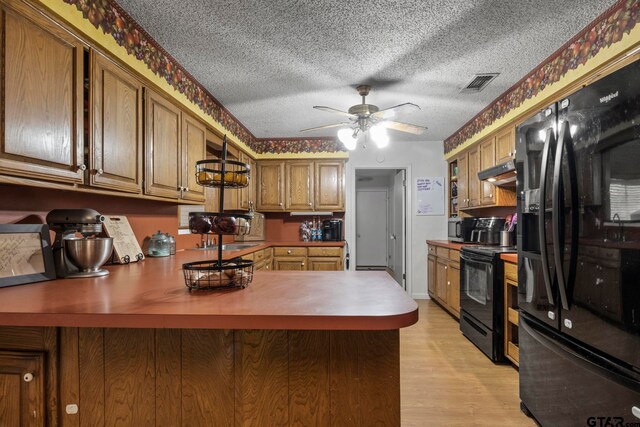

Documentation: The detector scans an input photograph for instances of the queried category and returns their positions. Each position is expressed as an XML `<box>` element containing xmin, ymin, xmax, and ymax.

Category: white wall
<box><xmin>346</xmin><ymin>140</ymin><xmax>448</xmax><ymax>299</ymax></box>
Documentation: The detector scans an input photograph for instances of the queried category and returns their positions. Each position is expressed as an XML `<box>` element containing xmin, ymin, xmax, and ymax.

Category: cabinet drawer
<box><xmin>449</xmin><ymin>250</ymin><xmax>460</xmax><ymax>263</ymax></box>
<box><xmin>263</xmin><ymin>247</ymin><xmax>273</xmax><ymax>259</ymax></box>
<box><xmin>273</xmin><ymin>247</ymin><xmax>307</xmax><ymax>257</ymax></box>
<box><xmin>599</xmin><ymin>247</ymin><xmax>620</xmax><ymax>261</ymax></box>
<box><xmin>504</xmin><ymin>262</ymin><xmax>517</xmax><ymax>282</ymax></box>
<box><xmin>242</xmin><ymin>252</ymin><xmax>255</xmax><ymax>261</ymax></box>
<box><xmin>254</xmin><ymin>249</ymin><xmax>265</xmax><ymax>262</ymax></box>
<box><xmin>436</xmin><ymin>246</ymin><xmax>449</xmax><ymax>258</ymax></box>
<box><xmin>308</xmin><ymin>247</ymin><xmax>341</xmax><ymax>257</ymax></box>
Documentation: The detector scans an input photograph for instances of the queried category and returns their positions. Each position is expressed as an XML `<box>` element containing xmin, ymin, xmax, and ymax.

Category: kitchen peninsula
<box><xmin>0</xmin><ymin>250</ymin><xmax>417</xmax><ymax>426</ymax></box>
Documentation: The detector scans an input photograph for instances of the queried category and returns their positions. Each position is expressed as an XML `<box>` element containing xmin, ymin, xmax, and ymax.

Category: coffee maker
<box><xmin>46</xmin><ymin>209</ymin><xmax>114</xmax><ymax>278</ymax></box>
<box><xmin>322</xmin><ymin>219</ymin><xmax>343</xmax><ymax>241</ymax></box>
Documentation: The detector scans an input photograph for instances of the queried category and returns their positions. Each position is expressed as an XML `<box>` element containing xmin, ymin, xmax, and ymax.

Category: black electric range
<box><xmin>459</xmin><ymin>245</ymin><xmax>517</xmax><ymax>362</ymax></box>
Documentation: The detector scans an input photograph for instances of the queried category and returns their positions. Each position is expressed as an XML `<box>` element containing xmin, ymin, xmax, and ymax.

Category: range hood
<box><xmin>478</xmin><ymin>159</ymin><xmax>516</xmax><ymax>187</ymax></box>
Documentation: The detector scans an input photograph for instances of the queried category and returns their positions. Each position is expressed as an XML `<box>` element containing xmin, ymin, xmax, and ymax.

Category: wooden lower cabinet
<box><xmin>427</xmin><ymin>244</ymin><xmax>461</xmax><ymax>319</ymax></box>
<box><xmin>504</xmin><ymin>261</ymin><xmax>519</xmax><ymax>366</ymax></box>
<box><xmin>273</xmin><ymin>256</ymin><xmax>307</xmax><ymax>271</ymax></box>
<box><xmin>307</xmin><ymin>257</ymin><xmax>342</xmax><ymax>271</ymax></box>
<box><xmin>0</xmin><ymin>351</ymin><xmax>45</xmax><ymax>426</ymax></box>
<box><xmin>1</xmin><ymin>327</ymin><xmax>400</xmax><ymax>426</ymax></box>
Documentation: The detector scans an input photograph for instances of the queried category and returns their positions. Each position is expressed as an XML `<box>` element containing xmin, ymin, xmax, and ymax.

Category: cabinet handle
<box><xmin>489</xmin><ymin>193</ymin><xmax>493</xmax><ymax>198</ymax></box>
<box><xmin>287</xmin><ymin>250</ymin><xmax>292</xmax><ymax>254</ymax></box>
<box><xmin>279</xmin><ymin>202</ymin><xmax>283</xmax><ymax>206</ymax></box>
<box><xmin>444</xmin><ymin>266</ymin><xmax>448</xmax><ymax>270</ymax></box>
<box><xmin>301</xmin><ymin>262</ymin><xmax>305</xmax><ymax>266</ymax></box>
<box><xmin>308</xmin><ymin>202</ymin><xmax>312</xmax><ymax>206</ymax></box>
<box><xmin>96</xmin><ymin>168</ymin><xmax>104</xmax><ymax>175</ymax></box>
<box><xmin>184</xmin><ymin>187</ymin><xmax>189</xmax><ymax>192</ymax></box>
<box><xmin>177</xmin><ymin>186</ymin><xmax>183</xmax><ymax>191</ymax></box>
<box><xmin>78</xmin><ymin>164</ymin><xmax>87</xmax><ymax>171</ymax></box>
<box><xmin>447</xmin><ymin>281</ymin><xmax>450</xmax><ymax>286</ymax></box>
<box><xmin>23</xmin><ymin>372</ymin><xmax>34</xmax><ymax>383</ymax></box>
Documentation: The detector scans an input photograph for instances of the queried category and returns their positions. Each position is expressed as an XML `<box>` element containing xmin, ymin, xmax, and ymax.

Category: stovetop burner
<box><xmin>461</xmin><ymin>245</ymin><xmax>517</xmax><ymax>256</ymax></box>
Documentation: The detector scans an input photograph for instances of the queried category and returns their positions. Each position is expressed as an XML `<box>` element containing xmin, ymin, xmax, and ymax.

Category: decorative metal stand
<box><xmin>182</xmin><ymin>136</ymin><xmax>254</xmax><ymax>291</ymax></box>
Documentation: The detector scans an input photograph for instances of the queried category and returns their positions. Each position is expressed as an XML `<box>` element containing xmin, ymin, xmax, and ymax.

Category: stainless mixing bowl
<box><xmin>64</xmin><ymin>237</ymin><xmax>114</xmax><ymax>273</ymax></box>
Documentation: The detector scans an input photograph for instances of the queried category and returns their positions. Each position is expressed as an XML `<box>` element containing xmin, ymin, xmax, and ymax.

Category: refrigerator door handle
<box><xmin>538</xmin><ymin>128</ymin><xmax>556</xmax><ymax>306</ymax></box>
<box><xmin>563</xmin><ymin>121</ymin><xmax>580</xmax><ymax>306</ymax></box>
<box><xmin>521</xmin><ymin>317</ymin><xmax>640</xmax><ymax>389</ymax></box>
<box><xmin>552</xmin><ymin>122</ymin><xmax>578</xmax><ymax>310</ymax></box>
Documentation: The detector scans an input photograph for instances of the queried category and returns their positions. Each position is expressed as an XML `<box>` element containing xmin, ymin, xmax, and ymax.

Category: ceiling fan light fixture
<box><xmin>338</xmin><ymin>128</ymin><xmax>357</xmax><ymax>150</ymax></box>
<box><xmin>370</xmin><ymin>124</ymin><xmax>389</xmax><ymax>148</ymax></box>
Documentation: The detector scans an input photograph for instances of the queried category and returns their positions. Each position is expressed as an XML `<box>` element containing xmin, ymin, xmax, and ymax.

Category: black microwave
<box><xmin>448</xmin><ymin>217</ymin><xmax>477</xmax><ymax>243</ymax></box>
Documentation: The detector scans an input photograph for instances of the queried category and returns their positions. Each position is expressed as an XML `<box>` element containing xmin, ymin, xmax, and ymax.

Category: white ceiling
<box><xmin>117</xmin><ymin>0</ymin><xmax>615</xmax><ymax>142</ymax></box>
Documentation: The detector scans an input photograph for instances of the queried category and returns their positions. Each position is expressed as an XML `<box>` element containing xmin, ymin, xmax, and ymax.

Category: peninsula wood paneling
<box><xmin>234</xmin><ymin>330</ymin><xmax>289</xmax><ymax>426</ymax></box>
<box><xmin>182</xmin><ymin>329</ymin><xmax>234</xmax><ymax>426</ymax></box>
<box><xmin>104</xmin><ymin>329</ymin><xmax>155</xmax><ymax>426</ymax></box>
<box><xmin>1</xmin><ymin>327</ymin><xmax>402</xmax><ymax>426</ymax></box>
<box><xmin>0</xmin><ymin>2</ymin><xmax>84</xmax><ymax>184</ymax></box>
<box><xmin>155</xmin><ymin>329</ymin><xmax>181</xmax><ymax>426</ymax></box>
<box><xmin>78</xmin><ymin>328</ymin><xmax>105</xmax><ymax>426</ymax></box>
<box><xmin>289</xmin><ymin>331</ymin><xmax>330</xmax><ymax>426</ymax></box>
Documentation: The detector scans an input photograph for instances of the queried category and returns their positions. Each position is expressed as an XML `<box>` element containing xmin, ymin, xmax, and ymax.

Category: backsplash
<box><xmin>0</xmin><ymin>185</ymin><xmax>206</xmax><ymax>250</ymax></box>
<box><xmin>264</xmin><ymin>212</ymin><xmax>345</xmax><ymax>241</ymax></box>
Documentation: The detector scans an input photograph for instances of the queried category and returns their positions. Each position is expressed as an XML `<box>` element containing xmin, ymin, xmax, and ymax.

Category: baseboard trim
<box><xmin>412</xmin><ymin>293</ymin><xmax>429</xmax><ymax>300</ymax></box>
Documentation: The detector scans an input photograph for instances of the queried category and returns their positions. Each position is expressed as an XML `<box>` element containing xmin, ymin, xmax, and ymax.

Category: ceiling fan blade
<box><xmin>371</xmin><ymin>103</ymin><xmax>420</xmax><ymax>120</ymax></box>
<box><xmin>380</xmin><ymin>121</ymin><xmax>427</xmax><ymax>135</ymax></box>
<box><xmin>313</xmin><ymin>106</ymin><xmax>357</xmax><ymax>119</ymax></box>
<box><xmin>300</xmin><ymin>122</ymin><xmax>352</xmax><ymax>132</ymax></box>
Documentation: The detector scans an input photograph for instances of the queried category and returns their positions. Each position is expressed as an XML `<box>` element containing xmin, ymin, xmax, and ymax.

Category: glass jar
<box><xmin>167</xmin><ymin>233</ymin><xmax>176</xmax><ymax>255</ymax></box>
<box><xmin>148</xmin><ymin>231</ymin><xmax>170</xmax><ymax>257</ymax></box>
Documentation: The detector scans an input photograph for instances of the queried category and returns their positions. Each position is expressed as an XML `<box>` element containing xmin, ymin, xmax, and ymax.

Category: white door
<box><xmin>356</xmin><ymin>190</ymin><xmax>388</xmax><ymax>267</ymax></box>
<box><xmin>389</xmin><ymin>170</ymin><xmax>406</xmax><ymax>286</ymax></box>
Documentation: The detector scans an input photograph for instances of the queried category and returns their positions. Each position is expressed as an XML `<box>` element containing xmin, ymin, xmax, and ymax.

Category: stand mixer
<box><xmin>46</xmin><ymin>209</ymin><xmax>114</xmax><ymax>278</ymax></box>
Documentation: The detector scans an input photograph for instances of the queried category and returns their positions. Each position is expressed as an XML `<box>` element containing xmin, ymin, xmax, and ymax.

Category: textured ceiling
<box><xmin>117</xmin><ymin>0</ymin><xmax>616</xmax><ymax>142</ymax></box>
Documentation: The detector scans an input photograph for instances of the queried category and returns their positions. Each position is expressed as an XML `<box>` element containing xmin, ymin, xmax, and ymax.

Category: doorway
<box><xmin>355</xmin><ymin>169</ymin><xmax>406</xmax><ymax>287</ymax></box>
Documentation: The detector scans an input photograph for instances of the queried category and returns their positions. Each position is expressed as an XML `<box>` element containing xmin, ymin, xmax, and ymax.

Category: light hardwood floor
<box><xmin>400</xmin><ymin>300</ymin><xmax>536</xmax><ymax>426</ymax></box>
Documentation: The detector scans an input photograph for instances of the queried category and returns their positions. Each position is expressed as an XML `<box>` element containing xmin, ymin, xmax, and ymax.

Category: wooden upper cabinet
<box><xmin>468</xmin><ymin>147</ymin><xmax>481</xmax><ymax>207</ymax></box>
<box><xmin>239</xmin><ymin>152</ymin><xmax>256</xmax><ymax>211</ymax></box>
<box><xmin>315</xmin><ymin>161</ymin><xmax>344</xmax><ymax>211</ymax></box>
<box><xmin>90</xmin><ymin>51</ymin><xmax>142</xmax><ymax>193</ymax></box>
<box><xmin>0</xmin><ymin>351</ymin><xmax>45</xmax><ymax>426</ymax></box>
<box><xmin>181</xmin><ymin>114</ymin><xmax>206</xmax><ymax>202</ymax></box>
<box><xmin>0</xmin><ymin>5</ymin><xmax>84</xmax><ymax>184</ymax></box>
<box><xmin>480</xmin><ymin>137</ymin><xmax>496</xmax><ymax>205</ymax></box>
<box><xmin>495</xmin><ymin>126</ymin><xmax>516</xmax><ymax>164</ymax></box>
<box><xmin>286</xmin><ymin>161</ymin><xmax>314</xmax><ymax>210</ymax></box>
<box><xmin>257</xmin><ymin>162</ymin><xmax>285</xmax><ymax>211</ymax></box>
<box><xmin>144</xmin><ymin>89</ymin><xmax>181</xmax><ymax>199</ymax></box>
<box><xmin>457</xmin><ymin>152</ymin><xmax>469</xmax><ymax>209</ymax></box>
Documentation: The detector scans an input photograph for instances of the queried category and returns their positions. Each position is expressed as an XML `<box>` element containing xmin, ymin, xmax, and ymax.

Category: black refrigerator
<box><xmin>516</xmin><ymin>59</ymin><xmax>640</xmax><ymax>426</ymax></box>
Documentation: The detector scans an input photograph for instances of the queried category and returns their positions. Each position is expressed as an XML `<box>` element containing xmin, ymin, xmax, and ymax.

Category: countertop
<box><xmin>500</xmin><ymin>253</ymin><xmax>518</xmax><ymax>263</ymax></box>
<box><xmin>0</xmin><ymin>250</ymin><xmax>416</xmax><ymax>331</ymax></box>
<box><xmin>426</xmin><ymin>240</ymin><xmax>476</xmax><ymax>251</ymax></box>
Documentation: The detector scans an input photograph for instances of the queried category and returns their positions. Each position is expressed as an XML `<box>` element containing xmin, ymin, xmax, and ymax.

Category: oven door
<box><xmin>460</xmin><ymin>251</ymin><xmax>494</xmax><ymax>328</ymax></box>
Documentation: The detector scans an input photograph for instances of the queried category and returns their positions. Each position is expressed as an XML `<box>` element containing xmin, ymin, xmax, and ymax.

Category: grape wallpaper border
<box><xmin>61</xmin><ymin>0</ymin><xmax>638</xmax><ymax>155</ymax></box>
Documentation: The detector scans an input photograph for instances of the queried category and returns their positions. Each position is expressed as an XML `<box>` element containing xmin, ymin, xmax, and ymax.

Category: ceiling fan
<box><xmin>301</xmin><ymin>85</ymin><xmax>427</xmax><ymax>150</ymax></box>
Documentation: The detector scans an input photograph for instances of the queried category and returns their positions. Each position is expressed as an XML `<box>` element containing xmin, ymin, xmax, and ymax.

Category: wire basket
<box><xmin>189</xmin><ymin>212</ymin><xmax>252</xmax><ymax>235</ymax></box>
<box><xmin>196</xmin><ymin>159</ymin><xmax>250</xmax><ymax>188</ymax></box>
<box><xmin>183</xmin><ymin>258</ymin><xmax>254</xmax><ymax>291</ymax></box>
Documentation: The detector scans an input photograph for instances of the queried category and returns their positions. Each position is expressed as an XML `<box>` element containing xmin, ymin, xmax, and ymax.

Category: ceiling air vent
<box><xmin>460</xmin><ymin>73</ymin><xmax>499</xmax><ymax>93</ymax></box>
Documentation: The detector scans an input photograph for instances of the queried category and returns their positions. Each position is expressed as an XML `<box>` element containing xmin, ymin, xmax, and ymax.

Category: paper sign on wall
<box><xmin>416</xmin><ymin>177</ymin><xmax>445</xmax><ymax>216</ymax></box>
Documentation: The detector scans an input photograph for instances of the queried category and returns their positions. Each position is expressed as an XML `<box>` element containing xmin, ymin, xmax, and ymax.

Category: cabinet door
<box><xmin>308</xmin><ymin>257</ymin><xmax>342</xmax><ymax>271</ymax></box>
<box><xmin>436</xmin><ymin>259</ymin><xmax>448</xmax><ymax>303</ymax></box>
<box><xmin>495</xmin><ymin>127</ymin><xmax>516</xmax><ymax>164</ymax></box>
<box><xmin>144</xmin><ymin>89</ymin><xmax>181</xmax><ymax>199</ymax></box>
<box><xmin>467</xmin><ymin>147</ymin><xmax>480</xmax><ymax>207</ymax></box>
<box><xmin>273</xmin><ymin>256</ymin><xmax>306</xmax><ymax>270</ymax></box>
<box><xmin>427</xmin><ymin>255</ymin><xmax>436</xmax><ymax>298</ymax></box>
<box><xmin>239</xmin><ymin>152</ymin><xmax>256</xmax><ymax>210</ymax></box>
<box><xmin>480</xmin><ymin>137</ymin><xmax>496</xmax><ymax>205</ymax></box>
<box><xmin>91</xmin><ymin>51</ymin><xmax>142</xmax><ymax>193</ymax></box>
<box><xmin>257</xmin><ymin>162</ymin><xmax>285</xmax><ymax>211</ymax></box>
<box><xmin>286</xmin><ymin>161</ymin><xmax>314</xmax><ymax>210</ymax></box>
<box><xmin>315</xmin><ymin>161</ymin><xmax>344</xmax><ymax>211</ymax></box>
<box><xmin>0</xmin><ymin>5</ymin><xmax>84</xmax><ymax>184</ymax></box>
<box><xmin>0</xmin><ymin>351</ymin><xmax>45</xmax><ymax>426</ymax></box>
<box><xmin>457</xmin><ymin>153</ymin><xmax>469</xmax><ymax>209</ymax></box>
<box><xmin>181</xmin><ymin>114</ymin><xmax>206</xmax><ymax>202</ymax></box>
<box><xmin>448</xmin><ymin>263</ymin><xmax>461</xmax><ymax>318</ymax></box>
